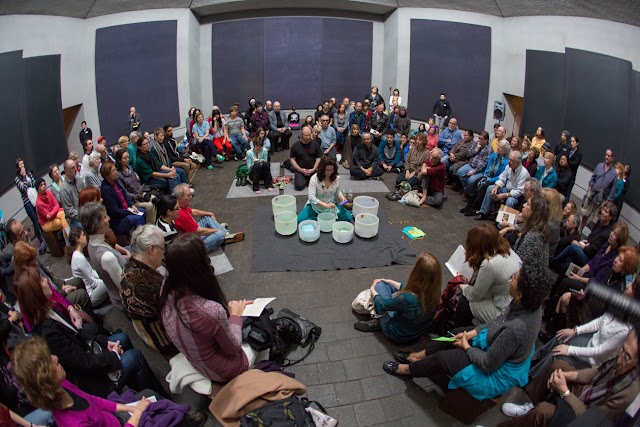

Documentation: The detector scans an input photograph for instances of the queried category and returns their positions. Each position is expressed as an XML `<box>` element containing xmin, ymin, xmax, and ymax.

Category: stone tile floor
<box><xmin>38</xmin><ymin>140</ymin><xmax>524</xmax><ymax>426</ymax></box>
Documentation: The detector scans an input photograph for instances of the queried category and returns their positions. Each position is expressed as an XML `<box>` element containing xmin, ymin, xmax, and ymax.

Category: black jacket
<box><xmin>34</xmin><ymin>316</ymin><xmax>121</xmax><ymax>397</ymax></box>
<box><xmin>556</xmin><ymin>165</ymin><xmax>573</xmax><ymax>194</ymax></box>
<box><xmin>584</xmin><ymin>222</ymin><xmax>612</xmax><ymax>259</ymax></box>
<box><xmin>370</xmin><ymin>112</ymin><xmax>389</xmax><ymax>135</ymax></box>
<box><xmin>568</xmin><ymin>148</ymin><xmax>582</xmax><ymax>178</ymax></box>
<box><xmin>432</xmin><ymin>99</ymin><xmax>452</xmax><ymax>117</ymax></box>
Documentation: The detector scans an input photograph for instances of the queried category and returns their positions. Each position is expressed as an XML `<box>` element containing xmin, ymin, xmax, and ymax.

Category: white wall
<box><xmin>2</xmin><ymin>9</ymin><xmax>640</xmax><ymax>238</ymax></box>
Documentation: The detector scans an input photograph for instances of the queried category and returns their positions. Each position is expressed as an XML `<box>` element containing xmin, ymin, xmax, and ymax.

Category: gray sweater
<box><xmin>467</xmin><ymin>303</ymin><xmax>541</xmax><ymax>373</ymax></box>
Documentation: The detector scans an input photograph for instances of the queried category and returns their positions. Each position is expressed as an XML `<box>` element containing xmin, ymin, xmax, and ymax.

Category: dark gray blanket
<box><xmin>251</xmin><ymin>206</ymin><xmax>416</xmax><ymax>272</ymax></box>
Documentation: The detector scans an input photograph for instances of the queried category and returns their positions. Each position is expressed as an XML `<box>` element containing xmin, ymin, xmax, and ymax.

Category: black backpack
<box><xmin>239</xmin><ymin>396</ymin><xmax>326</xmax><ymax>427</ymax></box>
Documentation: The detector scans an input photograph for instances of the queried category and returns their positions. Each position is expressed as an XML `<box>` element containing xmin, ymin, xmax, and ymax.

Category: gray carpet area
<box><xmin>225</xmin><ymin>162</ymin><xmax>282</xmax><ymax>198</ymax></box>
<box><xmin>251</xmin><ymin>206</ymin><xmax>416</xmax><ymax>272</ymax></box>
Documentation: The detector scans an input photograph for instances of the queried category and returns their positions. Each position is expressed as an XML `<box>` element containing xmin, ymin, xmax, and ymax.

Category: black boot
<box><xmin>354</xmin><ymin>319</ymin><xmax>381</xmax><ymax>332</ymax></box>
<box><xmin>459</xmin><ymin>200</ymin><xmax>473</xmax><ymax>213</ymax></box>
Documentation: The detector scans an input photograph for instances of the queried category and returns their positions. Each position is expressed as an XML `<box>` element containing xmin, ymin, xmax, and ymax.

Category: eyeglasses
<box><xmin>321</xmin><ymin>119</ymin><xmax>329</xmax><ymax>122</ymax></box>
<box><xmin>170</xmin><ymin>207</ymin><xmax>180</xmax><ymax>211</ymax></box>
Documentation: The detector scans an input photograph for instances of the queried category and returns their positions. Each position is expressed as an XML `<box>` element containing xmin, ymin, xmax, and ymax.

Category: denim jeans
<box><xmin>552</xmin><ymin>244</ymin><xmax>589</xmax><ymax>268</ymax></box>
<box><xmin>229</xmin><ymin>133</ymin><xmax>249</xmax><ymax>157</ymax></box>
<box><xmin>24</xmin><ymin>202</ymin><xmax>43</xmax><ymax>242</ymax></box>
<box><xmin>456</xmin><ymin>163</ymin><xmax>474</xmax><ymax>189</ymax></box>
<box><xmin>24</xmin><ymin>409</ymin><xmax>55</xmax><ymax>426</ymax></box>
<box><xmin>116</xmin><ymin>209</ymin><xmax>147</xmax><ymax>235</ymax></box>
<box><xmin>479</xmin><ymin>185</ymin><xmax>519</xmax><ymax>214</ymax></box>
<box><xmin>174</xmin><ymin>167</ymin><xmax>188</xmax><ymax>184</ymax></box>
<box><xmin>109</xmin><ymin>332</ymin><xmax>164</xmax><ymax>395</ymax></box>
<box><xmin>198</xmin><ymin>215</ymin><xmax>227</xmax><ymax>253</ymax></box>
<box><xmin>374</xmin><ymin>281</ymin><xmax>397</xmax><ymax>331</ymax></box>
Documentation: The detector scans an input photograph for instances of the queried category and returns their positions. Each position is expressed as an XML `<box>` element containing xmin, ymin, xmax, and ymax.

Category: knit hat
<box><xmin>562</xmin><ymin>130</ymin><xmax>571</xmax><ymax>140</ymax></box>
<box><xmin>97</xmin><ymin>136</ymin><xmax>106</xmax><ymax>144</ymax></box>
<box><xmin>35</xmin><ymin>177</ymin><xmax>46</xmax><ymax>191</ymax></box>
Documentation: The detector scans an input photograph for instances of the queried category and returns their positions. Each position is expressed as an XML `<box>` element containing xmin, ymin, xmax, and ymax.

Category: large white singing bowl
<box><xmin>274</xmin><ymin>212</ymin><xmax>297</xmax><ymax>236</ymax></box>
<box><xmin>271</xmin><ymin>195</ymin><xmax>297</xmax><ymax>216</ymax></box>
<box><xmin>317</xmin><ymin>212</ymin><xmax>336</xmax><ymax>233</ymax></box>
<box><xmin>352</xmin><ymin>196</ymin><xmax>379</xmax><ymax>217</ymax></box>
<box><xmin>332</xmin><ymin>221</ymin><xmax>354</xmax><ymax>244</ymax></box>
<box><xmin>298</xmin><ymin>220</ymin><xmax>320</xmax><ymax>242</ymax></box>
<box><xmin>354</xmin><ymin>213</ymin><xmax>380</xmax><ymax>238</ymax></box>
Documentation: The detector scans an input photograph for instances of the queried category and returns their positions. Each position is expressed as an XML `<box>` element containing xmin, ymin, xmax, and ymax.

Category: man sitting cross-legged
<box><xmin>285</xmin><ymin>126</ymin><xmax>323</xmax><ymax>190</ymax></box>
<box><xmin>350</xmin><ymin>132</ymin><xmax>384</xmax><ymax>180</ymax></box>
<box><xmin>419</xmin><ymin>148</ymin><xmax>446</xmax><ymax>208</ymax></box>
<box><xmin>172</xmin><ymin>183</ymin><xmax>243</xmax><ymax>253</ymax></box>
<box><xmin>378</xmin><ymin>131</ymin><xmax>404</xmax><ymax>174</ymax></box>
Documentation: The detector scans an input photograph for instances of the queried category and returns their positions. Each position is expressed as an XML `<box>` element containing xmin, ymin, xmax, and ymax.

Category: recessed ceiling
<box><xmin>1</xmin><ymin>0</ymin><xmax>639</xmax><ymax>27</ymax></box>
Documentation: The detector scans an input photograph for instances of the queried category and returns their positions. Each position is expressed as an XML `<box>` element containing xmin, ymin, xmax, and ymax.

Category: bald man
<box><xmin>268</xmin><ymin>101</ymin><xmax>292</xmax><ymax>151</ymax></box>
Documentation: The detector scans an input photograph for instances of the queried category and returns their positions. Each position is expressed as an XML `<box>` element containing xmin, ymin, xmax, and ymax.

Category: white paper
<box><xmin>565</xmin><ymin>263</ymin><xmax>585</xmax><ymax>278</ymax></box>
<box><xmin>125</xmin><ymin>395</ymin><xmax>158</xmax><ymax>407</ymax></box>
<box><xmin>242</xmin><ymin>297</ymin><xmax>275</xmax><ymax>317</ymax></box>
<box><xmin>445</xmin><ymin>245</ymin><xmax>474</xmax><ymax>281</ymax></box>
<box><xmin>495</xmin><ymin>211</ymin><xmax>516</xmax><ymax>226</ymax></box>
<box><xmin>127</xmin><ymin>207</ymin><xmax>144</xmax><ymax>216</ymax></box>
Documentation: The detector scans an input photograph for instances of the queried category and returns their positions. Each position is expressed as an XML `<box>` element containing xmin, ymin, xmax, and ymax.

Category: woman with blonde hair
<box><xmin>11</xmin><ymin>337</ymin><xmax>178</xmax><ymax>427</ymax></box>
<box><xmin>536</xmin><ymin>151</ymin><xmax>558</xmax><ymax>188</ymax></box>
<box><xmin>353</xmin><ymin>253</ymin><xmax>441</xmax><ymax>344</ymax></box>
<box><xmin>541</xmin><ymin>187</ymin><xmax>565</xmax><ymax>259</ymax></box>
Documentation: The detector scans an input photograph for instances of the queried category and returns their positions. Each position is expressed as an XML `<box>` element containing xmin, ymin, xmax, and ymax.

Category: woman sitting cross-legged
<box><xmin>383</xmin><ymin>262</ymin><xmax>549</xmax><ymax>401</ymax></box>
<box><xmin>546</xmin><ymin>222</ymin><xmax>629</xmax><ymax>328</ymax></box>
<box><xmin>529</xmin><ymin>276</ymin><xmax>638</xmax><ymax>381</ymax></box>
<box><xmin>80</xmin><ymin>202</ymin><xmax>127</xmax><ymax>310</ymax></box>
<box><xmin>115</xmin><ymin>149</ymin><xmax>156</xmax><ymax>224</ymax></box>
<box><xmin>160</xmin><ymin>233</ymin><xmax>256</xmax><ymax>384</ymax></box>
<box><xmin>14</xmin><ymin>265</ymin><xmax>164</xmax><ymax>398</ymax></box>
<box><xmin>66</xmin><ymin>228</ymin><xmax>110</xmax><ymax>307</ymax></box>
<box><xmin>245</xmin><ymin>137</ymin><xmax>274</xmax><ymax>194</ymax></box>
<box><xmin>551</xmin><ymin>201</ymin><xmax>616</xmax><ymax>273</ymax></box>
<box><xmin>12</xmin><ymin>337</ymin><xmax>195</xmax><ymax>427</ymax></box>
<box><xmin>353</xmin><ymin>252</ymin><xmax>440</xmax><ymax>344</ymax></box>
<box><xmin>34</xmin><ymin>177</ymin><xmax>69</xmax><ymax>241</ymax></box>
<box><xmin>297</xmin><ymin>156</ymin><xmax>353</xmax><ymax>223</ymax></box>
<box><xmin>155</xmin><ymin>195</ymin><xmax>179</xmax><ymax>243</ymax></box>
<box><xmin>120</xmin><ymin>225</ymin><xmax>177</xmax><ymax>356</ymax></box>
<box><xmin>100</xmin><ymin>161</ymin><xmax>146</xmax><ymax>236</ymax></box>
<box><xmin>453</xmin><ymin>224</ymin><xmax>521</xmax><ymax>328</ymax></box>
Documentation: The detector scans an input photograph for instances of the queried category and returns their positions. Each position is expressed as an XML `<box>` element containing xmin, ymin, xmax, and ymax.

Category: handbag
<box><xmin>272</xmin><ymin>309</ymin><xmax>322</xmax><ymax>367</ymax></box>
<box><xmin>351</xmin><ymin>289</ymin><xmax>382</xmax><ymax>318</ymax></box>
<box><xmin>401</xmin><ymin>190</ymin><xmax>421</xmax><ymax>207</ymax></box>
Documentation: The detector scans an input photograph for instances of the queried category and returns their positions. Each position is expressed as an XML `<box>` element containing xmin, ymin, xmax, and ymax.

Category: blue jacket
<box><xmin>438</xmin><ymin>128</ymin><xmax>463</xmax><ymax>156</ymax></box>
<box><xmin>378</xmin><ymin>140</ymin><xmax>403</xmax><ymax>167</ymax></box>
<box><xmin>101</xmin><ymin>180</ymin><xmax>135</xmax><ymax>231</ymax></box>
<box><xmin>349</xmin><ymin>111</ymin><xmax>367</xmax><ymax>132</ymax></box>
<box><xmin>483</xmin><ymin>152</ymin><xmax>509</xmax><ymax>184</ymax></box>
<box><xmin>535</xmin><ymin>166</ymin><xmax>558</xmax><ymax>188</ymax></box>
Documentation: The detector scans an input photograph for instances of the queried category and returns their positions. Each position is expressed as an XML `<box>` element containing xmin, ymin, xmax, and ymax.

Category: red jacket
<box><xmin>423</xmin><ymin>159</ymin><xmax>446</xmax><ymax>193</ymax></box>
<box><xmin>36</xmin><ymin>190</ymin><xmax>63</xmax><ymax>226</ymax></box>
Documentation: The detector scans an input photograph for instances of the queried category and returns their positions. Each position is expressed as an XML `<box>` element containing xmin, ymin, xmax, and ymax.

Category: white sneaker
<box><xmin>501</xmin><ymin>402</ymin><xmax>534</xmax><ymax>417</ymax></box>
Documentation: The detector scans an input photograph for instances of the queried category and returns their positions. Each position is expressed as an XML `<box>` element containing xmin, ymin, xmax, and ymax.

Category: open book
<box><xmin>496</xmin><ymin>211</ymin><xmax>517</xmax><ymax>226</ymax></box>
<box><xmin>565</xmin><ymin>263</ymin><xmax>586</xmax><ymax>278</ymax></box>
<box><xmin>445</xmin><ymin>245</ymin><xmax>474</xmax><ymax>281</ymax></box>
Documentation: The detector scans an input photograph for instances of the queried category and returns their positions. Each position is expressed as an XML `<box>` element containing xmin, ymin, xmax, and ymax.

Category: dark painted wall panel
<box><xmin>520</xmin><ymin>50</ymin><xmax>566</xmax><ymax>148</ymax></box>
<box><xmin>212</xmin><ymin>18</ymin><xmax>264</xmax><ymax>110</ymax></box>
<box><xmin>563</xmin><ymin>48</ymin><xmax>631</xmax><ymax>170</ymax></box>
<box><xmin>408</xmin><ymin>19</ymin><xmax>491</xmax><ymax>131</ymax></box>
<box><xmin>622</xmin><ymin>71</ymin><xmax>640</xmax><ymax>210</ymax></box>
<box><xmin>321</xmin><ymin>18</ymin><xmax>372</xmax><ymax>103</ymax></box>
<box><xmin>0</xmin><ymin>51</ymin><xmax>28</xmax><ymax>193</ymax></box>
<box><xmin>95</xmin><ymin>21</ymin><xmax>180</xmax><ymax>143</ymax></box>
<box><xmin>263</xmin><ymin>18</ymin><xmax>323</xmax><ymax>109</ymax></box>
<box><xmin>23</xmin><ymin>55</ymin><xmax>67</xmax><ymax>176</ymax></box>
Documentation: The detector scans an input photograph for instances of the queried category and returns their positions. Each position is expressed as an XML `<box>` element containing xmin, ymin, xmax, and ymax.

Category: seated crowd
<box><xmin>2</xmin><ymin>92</ymin><xmax>639</xmax><ymax>427</ymax></box>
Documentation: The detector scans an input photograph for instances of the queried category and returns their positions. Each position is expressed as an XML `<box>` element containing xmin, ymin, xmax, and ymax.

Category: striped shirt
<box><xmin>15</xmin><ymin>172</ymin><xmax>36</xmax><ymax>206</ymax></box>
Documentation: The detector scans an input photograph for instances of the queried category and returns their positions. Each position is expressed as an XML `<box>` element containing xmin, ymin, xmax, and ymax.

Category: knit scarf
<box><xmin>486</xmin><ymin>154</ymin><xmax>506</xmax><ymax>177</ymax></box>
<box><xmin>579</xmin><ymin>359</ymin><xmax>640</xmax><ymax>406</ymax></box>
<box><xmin>151</xmin><ymin>139</ymin><xmax>170</xmax><ymax>167</ymax></box>
<box><xmin>137</xmin><ymin>148</ymin><xmax>161</xmax><ymax>172</ymax></box>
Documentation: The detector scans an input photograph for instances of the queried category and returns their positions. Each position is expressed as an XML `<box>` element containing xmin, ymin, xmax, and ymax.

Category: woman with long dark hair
<box><xmin>208</xmin><ymin>106</ymin><xmax>232</xmax><ymax>160</ymax></box>
<box><xmin>155</xmin><ymin>195</ymin><xmax>179</xmax><ymax>242</ymax></box>
<box><xmin>15</xmin><ymin>158</ymin><xmax>44</xmax><ymax>251</ymax></box>
<box><xmin>513</xmin><ymin>196</ymin><xmax>550</xmax><ymax>263</ymax></box>
<box><xmin>14</xmin><ymin>265</ymin><xmax>162</xmax><ymax>398</ymax></box>
<box><xmin>353</xmin><ymin>252</ymin><xmax>441</xmax><ymax>343</ymax></box>
<box><xmin>297</xmin><ymin>156</ymin><xmax>352</xmax><ymax>223</ymax></box>
<box><xmin>160</xmin><ymin>233</ymin><xmax>253</xmax><ymax>383</ymax></box>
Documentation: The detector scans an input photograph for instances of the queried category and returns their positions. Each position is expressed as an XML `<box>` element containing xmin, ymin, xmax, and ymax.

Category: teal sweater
<box><xmin>373</xmin><ymin>286</ymin><xmax>432</xmax><ymax>343</ymax></box>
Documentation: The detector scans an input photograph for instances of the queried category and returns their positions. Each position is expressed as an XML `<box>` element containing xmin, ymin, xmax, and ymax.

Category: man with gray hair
<box><xmin>418</xmin><ymin>148</ymin><xmax>446</xmax><ymax>207</ymax></box>
<box><xmin>172</xmin><ymin>183</ymin><xmax>243</xmax><ymax>253</ymax></box>
<box><xmin>60</xmin><ymin>159</ymin><xmax>83</xmax><ymax>228</ymax></box>
<box><xmin>84</xmin><ymin>151</ymin><xmax>103</xmax><ymax>188</ymax></box>
<box><xmin>476</xmin><ymin>150</ymin><xmax>530</xmax><ymax>220</ymax></box>
<box><xmin>318</xmin><ymin>114</ymin><xmax>337</xmax><ymax>159</ymax></box>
